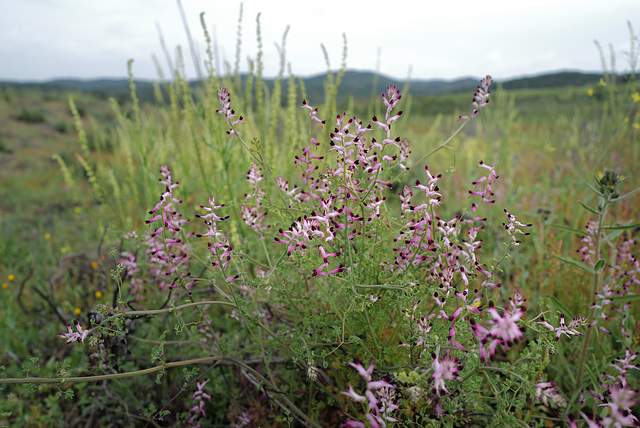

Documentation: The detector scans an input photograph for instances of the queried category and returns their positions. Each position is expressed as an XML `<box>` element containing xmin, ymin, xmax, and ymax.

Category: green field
<box><xmin>1</xmin><ymin>31</ymin><xmax>639</xmax><ymax>427</ymax></box>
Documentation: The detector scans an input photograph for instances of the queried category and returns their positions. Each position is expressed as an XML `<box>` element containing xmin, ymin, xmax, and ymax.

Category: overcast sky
<box><xmin>2</xmin><ymin>0</ymin><xmax>639</xmax><ymax>82</ymax></box>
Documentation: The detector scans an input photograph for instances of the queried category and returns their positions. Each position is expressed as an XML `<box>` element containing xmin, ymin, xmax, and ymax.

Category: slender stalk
<box><xmin>575</xmin><ymin>205</ymin><xmax>606</xmax><ymax>389</ymax></box>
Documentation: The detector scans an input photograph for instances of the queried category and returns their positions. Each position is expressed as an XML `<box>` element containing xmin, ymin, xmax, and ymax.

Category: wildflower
<box><xmin>307</xmin><ymin>362</ymin><xmax>319</xmax><ymax>381</ymax></box>
<box><xmin>470</xmin><ymin>296</ymin><xmax>526</xmax><ymax>362</ymax></box>
<box><xmin>459</xmin><ymin>75</ymin><xmax>493</xmax><ymax>119</ymax></box>
<box><xmin>58</xmin><ymin>321</ymin><xmax>89</xmax><ymax>345</ymax></box>
<box><xmin>502</xmin><ymin>209</ymin><xmax>532</xmax><ymax>246</ymax></box>
<box><xmin>1</xmin><ymin>283</ymin><xmax>7</xmax><ymax>290</ymax></box>
<box><xmin>598</xmin><ymin>382</ymin><xmax>639</xmax><ymax>427</ymax></box>
<box><xmin>95</xmin><ymin>291</ymin><xmax>102</xmax><ymax>299</ymax></box>
<box><xmin>632</xmin><ymin>91</ymin><xmax>640</xmax><ymax>103</ymax></box>
<box><xmin>74</xmin><ymin>307</ymin><xmax>81</xmax><ymax>316</ymax></box>
<box><xmin>341</xmin><ymin>360</ymin><xmax>399</xmax><ymax>427</ymax></box>
<box><xmin>44</xmin><ymin>232</ymin><xmax>51</xmax><ymax>239</ymax></box>
<box><xmin>469</xmin><ymin>161</ymin><xmax>499</xmax><ymax>205</ymax></box>
<box><xmin>486</xmin><ymin>300</ymin><xmax>525</xmax><ymax>346</ymax></box>
<box><xmin>609</xmin><ymin>348</ymin><xmax>639</xmax><ymax>376</ymax></box>
<box><xmin>8</xmin><ymin>274</ymin><xmax>15</xmax><ymax>282</ymax></box>
<box><xmin>537</xmin><ymin>314</ymin><xmax>586</xmax><ymax>341</ymax></box>
<box><xmin>216</xmin><ymin>87</ymin><xmax>245</xmax><ymax>137</ymax></box>
<box><xmin>231</xmin><ymin>411</ymin><xmax>252</xmax><ymax>428</ymax></box>
<box><xmin>431</xmin><ymin>352</ymin><xmax>462</xmax><ymax>396</ymax></box>
<box><xmin>300</xmin><ymin>100</ymin><xmax>326</xmax><ymax>127</ymax></box>
<box><xmin>187</xmin><ymin>379</ymin><xmax>212</xmax><ymax>426</ymax></box>
<box><xmin>535</xmin><ymin>381</ymin><xmax>567</xmax><ymax>408</ymax></box>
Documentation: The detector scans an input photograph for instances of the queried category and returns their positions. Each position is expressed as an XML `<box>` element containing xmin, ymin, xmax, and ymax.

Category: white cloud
<box><xmin>1</xmin><ymin>0</ymin><xmax>639</xmax><ymax>81</ymax></box>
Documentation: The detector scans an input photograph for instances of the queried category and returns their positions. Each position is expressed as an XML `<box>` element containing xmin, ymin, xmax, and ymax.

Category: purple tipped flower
<box><xmin>58</xmin><ymin>321</ymin><xmax>89</xmax><ymax>345</ymax></box>
<box><xmin>217</xmin><ymin>87</ymin><xmax>245</xmax><ymax>137</ymax></box>
<box><xmin>431</xmin><ymin>352</ymin><xmax>462</xmax><ymax>396</ymax></box>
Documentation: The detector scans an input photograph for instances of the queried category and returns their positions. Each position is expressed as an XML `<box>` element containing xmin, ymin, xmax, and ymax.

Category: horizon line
<box><xmin>0</xmin><ymin>67</ymin><xmax>606</xmax><ymax>85</ymax></box>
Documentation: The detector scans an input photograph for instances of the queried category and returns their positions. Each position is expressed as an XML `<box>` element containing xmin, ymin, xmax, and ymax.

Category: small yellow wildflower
<box><xmin>74</xmin><ymin>307</ymin><xmax>81</xmax><ymax>316</ymax></box>
<box><xmin>599</xmin><ymin>78</ymin><xmax>607</xmax><ymax>87</ymax></box>
<box><xmin>74</xmin><ymin>206</ymin><xmax>82</xmax><ymax>213</ymax></box>
<box><xmin>127</xmin><ymin>200</ymin><xmax>134</xmax><ymax>205</ymax></box>
<box><xmin>44</xmin><ymin>232</ymin><xmax>51</xmax><ymax>240</ymax></box>
<box><xmin>95</xmin><ymin>291</ymin><xmax>103</xmax><ymax>299</ymax></box>
<box><xmin>632</xmin><ymin>92</ymin><xmax>640</xmax><ymax>103</ymax></box>
<box><xmin>90</xmin><ymin>261</ymin><xmax>98</xmax><ymax>269</ymax></box>
<box><xmin>588</xmin><ymin>88</ymin><xmax>594</xmax><ymax>97</ymax></box>
<box><xmin>625</xmin><ymin>117</ymin><xmax>630</xmax><ymax>123</ymax></box>
<box><xmin>8</xmin><ymin>274</ymin><xmax>15</xmax><ymax>282</ymax></box>
<box><xmin>1</xmin><ymin>283</ymin><xmax>8</xmax><ymax>290</ymax></box>
<box><xmin>634</xmin><ymin>123</ymin><xmax>640</xmax><ymax>130</ymax></box>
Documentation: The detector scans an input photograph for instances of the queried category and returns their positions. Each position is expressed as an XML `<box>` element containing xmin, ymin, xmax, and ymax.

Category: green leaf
<box><xmin>611</xmin><ymin>186</ymin><xmax>640</xmax><ymax>202</ymax></box>
<box><xmin>551</xmin><ymin>224</ymin><xmax>592</xmax><ymax>236</ymax></box>
<box><xmin>606</xmin><ymin>293</ymin><xmax>640</xmax><ymax>302</ymax></box>
<box><xmin>594</xmin><ymin>259</ymin><xmax>605</xmax><ymax>272</ymax></box>
<box><xmin>602</xmin><ymin>228</ymin><xmax>625</xmax><ymax>244</ymax></box>
<box><xmin>551</xmin><ymin>254</ymin><xmax>595</xmax><ymax>274</ymax></box>
<box><xmin>601</xmin><ymin>222</ymin><xmax>640</xmax><ymax>230</ymax></box>
<box><xmin>585</xmin><ymin>181</ymin><xmax>604</xmax><ymax>196</ymax></box>
<box><xmin>543</xmin><ymin>295</ymin><xmax>575</xmax><ymax>319</ymax></box>
<box><xmin>578</xmin><ymin>201</ymin><xmax>599</xmax><ymax>214</ymax></box>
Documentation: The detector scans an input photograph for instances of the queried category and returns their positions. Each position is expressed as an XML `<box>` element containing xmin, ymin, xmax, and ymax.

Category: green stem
<box><xmin>575</xmin><ymin>202</ymin><xmax>607</xmax><ymax>389</ymax></box>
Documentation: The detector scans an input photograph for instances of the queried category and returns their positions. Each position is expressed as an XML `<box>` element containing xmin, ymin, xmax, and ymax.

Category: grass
<box><xmin>1</xmin><ymin>16</ymin><xmax>639</xmax><ymax>427</ymax></box>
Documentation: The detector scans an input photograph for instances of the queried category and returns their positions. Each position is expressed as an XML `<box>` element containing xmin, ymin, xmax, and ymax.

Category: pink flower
<box><xmin>300</xmin><ymin>100</ymin><xmax>326</xmax><ymax>128</ymax></box>
<box><xmin>537</xmin><ymin>314</ymin><xmax>586</xmax><ymax>341</ymax></box>
<box><xmin>58</xmin><ymin>321</ymin><xmax>89</xmax><ymax>345</ymax></box>
<box><xmin>503</xmin><ymin>209</ymin><xmax>532</xmax><ymax>246</ymax></box>
<box><xmin>217</xmin><ymin>87</ymin><xmax>245</xmax><ymax>137</ymax></box>
<box><xmin>431</xmin><ymin>352</ymin><xmax>462</xmax><ymax>396</ymax></box>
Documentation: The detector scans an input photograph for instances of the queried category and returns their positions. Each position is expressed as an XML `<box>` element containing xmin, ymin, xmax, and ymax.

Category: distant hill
<box><xmin>500</xmin><ymin>71</ymin><xmax>603</xmax><ymax>90</ymax></box>
<box><xmin>0</xmin><ymin>70</ymin><xmax>604</xmax><ymax>104</ymax></box>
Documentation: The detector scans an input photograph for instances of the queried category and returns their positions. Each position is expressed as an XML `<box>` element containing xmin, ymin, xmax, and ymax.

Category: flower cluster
<box><xmin>459</xmin><ymin>75</ymin><xmax>493</xmax><ymax>120</ymax></box>
<box><xmin>503</xmin><ymin>209</ymin><xmax>532</xmax><ymax>246</ymax></box>
<box><xmin>537</xmin><ymin>313</ymin><xmax>587</xmax><ymax>341</ymax></box>
<box><xmin>120</xmin><ymin>164</ymin><xmax>194</xmax><ymax>298</ymax></box>
<box><xmin>341</xmin><ymin>360</ymin><xmax>400</xmax><ymax>427</ymax></box>
<box><xmin>431</xmin><ymin>352</ymin><xmax>462</xmax><ymax>396</ymax></box>
<box><xmin>217</xmin><ymin>88</ymin><xmax>245</xmax><ymax>137</ymax></box>
<box><xmin>58</xmin><ymin>321</ymin><xmax>89</xmax><ymax>345</ymax></box>
<box><xmin>566</xmin><ymin>348</ymin><xmax>639</xmax><ymax>427</ymax></box>
<box><xmin>470</xmin><ymin>292</ymin><xmax>526</xmax><ymax>362</ymax></box>
<box><xmin>187</xmin><ymin>379</ymin><xmax>212</xmax><ymax>427</ymax></box>
<box><xmin>242</xmin><ymin>163</ymin><xmax>269</xmax><ymax>239</ymax></box>
<box><xmin>196</xmin><ymin>197</ymin><xmax>235</xmax><ymax>280</ymax></box>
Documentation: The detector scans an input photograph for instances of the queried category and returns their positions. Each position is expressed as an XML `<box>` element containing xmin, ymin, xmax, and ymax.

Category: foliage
<box><xmin>0</xmin><ymin>11</ymin><xmax>639</xmax><ymax>428</ymax></box>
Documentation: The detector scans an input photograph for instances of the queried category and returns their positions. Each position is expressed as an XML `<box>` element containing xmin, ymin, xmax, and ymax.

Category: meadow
<box><xmin>0</xmin><ymin>15</ymin><xmax>639</xmax><ymax>428</ymax></box>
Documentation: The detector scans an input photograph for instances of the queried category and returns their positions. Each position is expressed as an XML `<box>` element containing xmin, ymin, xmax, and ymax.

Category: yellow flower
<box><xmin>44</xmin><ymin>232</ymin><xmax>51</xmax><ymax>240</ymax></box>
<box><xmin>90</xmin><ymin>261</ymin><xmax>98</xmax><ymax>269</ymax></box>
<box><xmin>625</xmin><ymin>117</ymin><xmax>630</xmax><ymax>123</ymax></box>
<box><xmin>599</xmin><ymin>78</ymin><xmax>607</xmax><ymax>87</ymax></box>
<box><xmin>632</xmin><ymin>92</ymin><xmax>640</xmax><ymax>103</ymax></box>
<box><xmin>74</xmin><ymin>206</ymin><xmax>82</xmax><ymax>213</ymax></box>
<box><xmin>634</xmin><ymin>123</ymin><xmax>640</xmax><ymax>130</ymax></box>
<box><xmin>74</xmin><ymin>307</ymin><xmax>81</xmax><ymax>315</ymax></box>
<box><xmin>588</xmin><ymin>88</ymin><xmax>594</xmax><ymax>97</ymax></box>
<box><xmin>8</xmin><ymin>274</ymin><xmax>15</xmax><ymax>282</ymax></box>
<box><xmin>1</xmin><ymin>283</ymin><xmax>8</xmax><ymax>290</ymax></box>
<box><xmin>95</xmin><ymin>291</ymin><xmax>103</xmax><ymax>299</ymax></box>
